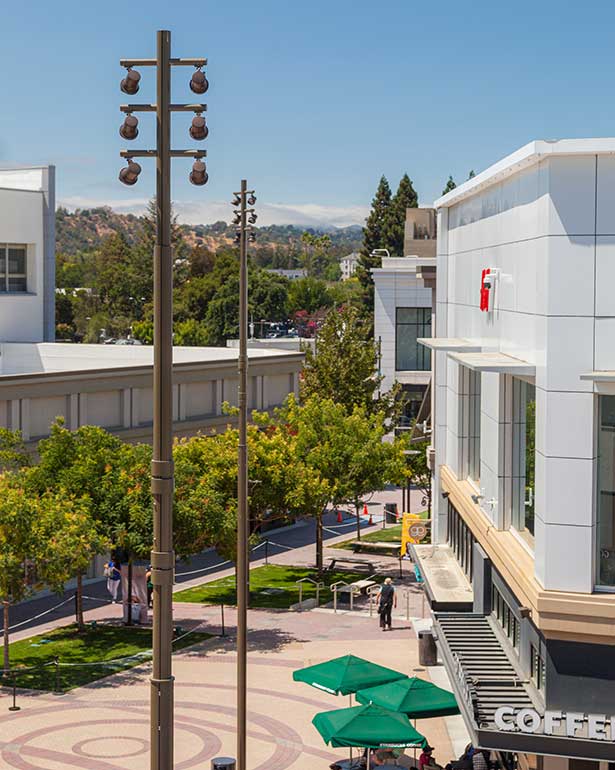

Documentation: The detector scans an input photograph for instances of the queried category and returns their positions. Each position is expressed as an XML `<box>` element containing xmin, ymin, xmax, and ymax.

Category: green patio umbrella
<box><xmin>293</xmin><ymin>654</ymin><xmax>407</xmax><ymax>696</ymax></box>
<box><xmin>312</xmin><ymin>702</ymin><xmax>427</xmax><ymax>749</ymax></box>
<box><xmin>356</xmin><ymin>676</ymin><xmax>460</xmax><ymax>719</ymax></box>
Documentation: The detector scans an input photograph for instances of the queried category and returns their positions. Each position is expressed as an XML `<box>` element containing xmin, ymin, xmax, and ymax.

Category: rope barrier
<box><xmin>5</xmin><ymin>594</ymin><xmax>77</xmax><ymax>632</ymax></box>
<box><xmin>174</xmin><ymin>559</ymin><xmax>233</xmax><ymax>578</ymax></box>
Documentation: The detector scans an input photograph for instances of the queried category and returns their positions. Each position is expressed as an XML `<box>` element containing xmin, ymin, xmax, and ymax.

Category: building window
<box><xmin>395</xmin><ymin>308</ymin><xmax>431</xmax><ymax>371</ymax></box>
<box><xmin>460</xmin><ymin>367</ymin><xmax>481</xmax><ymax>483</ymax></box>
<box><xmin>530</xmin><ymin>643</ymin><xmax>545</xmax><ymax>693</ymax></box>
<box><xmin>511</xmin><ymin>379</ymin><xmax>536</xmax><ymax>545</ymax></box>
<box><xmin>0</xmin><ymin>245</ymin><xmax>27</xmax><ymax>292</ymax></box>
<box><xmin>597</xmin><ymin>395</ymin><xmax>615</xmax><ymax>588</ymax></box>
<box><xmin>491</xmin><ymin>583</ymin><xmax>519</xmax><ymax>651</ymax></box>
<box><xmin>446</xmin><ymin>501</ymin><xmax>475</xmax><ymax>582</ymax></box>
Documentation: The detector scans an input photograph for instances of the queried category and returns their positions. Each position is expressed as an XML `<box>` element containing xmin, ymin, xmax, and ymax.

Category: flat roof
<box><xmin>0</xmin><ymin>342</ymin><xmax>302</xmax><ymax>378</ymax></box>
<box><xmin>434</xmin><ymin>137</ymin><xmax>615</xmax><ymax>209</ymax></box>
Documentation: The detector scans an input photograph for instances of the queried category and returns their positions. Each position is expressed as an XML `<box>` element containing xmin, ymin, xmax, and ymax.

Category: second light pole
<box><xmin>232</xmin><ymin>181</ymin><xmax>256</xmax><ymax>770</ymax></box>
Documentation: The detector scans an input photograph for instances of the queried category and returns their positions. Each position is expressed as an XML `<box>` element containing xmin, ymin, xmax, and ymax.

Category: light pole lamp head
<box><xmin>232</xmin><ymin>212</ymin><xmax>241</xmax><ymax>226</ymax></box>
<box><xmin>120</xmin><ymin>68</ymin><xmax>141</xmax><ymax>95</ymax></box>
<box><xmin>234</xmin><ymin>229</ymin><xmax>241</xmax><ymax>244</ymax></box>
<box><xmin>119</xmin><ymin>159</ymin><xmax>142</xmax><ymax>186</ymax></box>
<box><xmin>247</xmin><ymin>194</ymin><xmax>256</xmax><ymax>206</ymax></box>
<box><xmin>119</xmin><ymin>114</ymin><xmax>139</xmax><ymax>140</ymax></box>
<box><xmin>189</xmin><ymin>115</ymin><xmax>208</xmax><ymax>140</ymax></box>
<box><xmin>248</xmin><ymin>213</ymin><xmax>257</xmax><ymax>225</ymax></box>
<box><xmin>232</xmin><ymin>194</ymin><xmax>241</xmax><ymax>207</ymax></box>
<box><xmin>189</xmin><ymin>159</ymin><xmax>208</xmax><ymax>186</ymax></box>
<box><xmin>190</xmin><ymin>68</ymin><xmax>209</xmax><ymax>94</ymax></box>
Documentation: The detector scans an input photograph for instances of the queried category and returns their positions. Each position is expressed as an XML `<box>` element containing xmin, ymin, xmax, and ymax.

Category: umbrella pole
<box><xmin>413</xmin><ymin>718</ymin><xmax>417</xmax><ymax>767</ymax></box>
<box><xmin>367</xmin><ymin>748</ymin><xmax>371</xmax><ymax>770</ymax></box>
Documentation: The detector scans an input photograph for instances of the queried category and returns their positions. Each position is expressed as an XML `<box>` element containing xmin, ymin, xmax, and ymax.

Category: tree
<box><xmin>300</xmin><ymin>232</ymin><xmax>333</xmax><ymax>278</ymax></box>
<box><xmin>468</xmin><ymin>169</ymin><xmax>476</xmax><ymax>180</ymax></box>
<box><xmin>0</xmin><ymin>474</ymin><xmax>37</xmax><ymax>671</ymax></box>
<box><xmin>356</xmin><ymin>176</ymin><xmax>393</xmax><ymax>296</ymax></box>
<box><xmin>281</xmin><ymin>395</ymin><xmax>406</xmax><ymax>567</ymax></box>
<box><xmin>405</xmin><ymin>437</ymin><xmax>431</xmax><ymax>518</ymax></box>
<box><xmin>287</xmin><ymin>277</ymin><xmax>332</xmax><ymax>316</ymax></box>
<box><xmin>388</xmin><ymin>174</ymin><xmax>419</xmax><ymax>257</ymax></box>
<box><xmin>0</xmin><ymin>429</ymin><xmax>30</xmax><ymax>472</ymax></box>
<box><xmin>301</xmin><ymin>305</ymin><xmax>398</xmax><ymax>419</ymax></box>
<box><xmin>33</xmin><ymin>493</ymin><xmax>108</xmax><ymax>630</ymax></box>
<box><xmin>442</xmin><ymin>176</ymin><xmax>457</xmax><ymax>196</ymax></box>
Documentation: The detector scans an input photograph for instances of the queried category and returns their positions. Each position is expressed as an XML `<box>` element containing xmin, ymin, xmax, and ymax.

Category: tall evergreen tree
<box><xmin>356</xmin><ymin>176</ymin><xmax>393</xmax><ymax>297</ymax></box>
<box><xmin>388</xmin><ymin>174</ymin><xmax>419</xmax><ymax>257</ymax></box>
<box><xmin>442</xmin><ymin>175</ymin><xmax>457</xmax><ymax>196</ymax></box>
<box><xmin>468</xmin><ymin>169</ymin><xmax>476</xmax><ymax>180</ymax></box>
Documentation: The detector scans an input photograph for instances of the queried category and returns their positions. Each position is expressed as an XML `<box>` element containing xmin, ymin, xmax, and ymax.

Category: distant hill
<box><xmin>56</xmin><ymin>206</ymin><xmax>363</xmax><ymax>256</ymax></box>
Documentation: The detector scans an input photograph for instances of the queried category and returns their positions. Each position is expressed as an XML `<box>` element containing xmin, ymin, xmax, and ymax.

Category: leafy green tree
<box><xmin>442</xmin><ymin>176</ymin><xmax>457</xmax><ymax>195</ymax></box>
<box><xmin>301</xmin><ymin>305</ymin><xmax>398</xmax><ymax>418</ymax></box>
<box><xmin>389</xmin><ymin>174</ymin><xmax>419</xmax><ymax>257</ymax></box>
<box><xmin>300</xmin><ymin>232</ymin><xmax>333</xmax><ymax>278</ymax></box>
<box><xmin>0</xmin><ymin>429</ymin><xmax>30</xmax><ymax>472</ymax></box>
<box><xmin>0</xmin><ymin>474</ymin><xmax>37</xmax><ymax>671</ymax></box>
<box><xmin>174</xmin><ymin>319</ymin><xmax>209</xmax><ymax>346</ymax></box>
<box><xmin>287</xmin><ymin>277</ymin><xmax>332</xmax><ymax>315</ymax></box>
<box><xmin>357</xmin><ymin>176</ymin><xmax>393</xmax><ymax>296</ymax></box>
<box><xmin>33</xmin><ymin>493</ymin><xmax>108</xmax><ymax>630</ymax></box>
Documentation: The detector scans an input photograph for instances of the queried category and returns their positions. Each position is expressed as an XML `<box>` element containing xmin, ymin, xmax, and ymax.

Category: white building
<box><xmin>0</xmin><ymin>166</ymin><xmax>55</xmax><ymax>342</ymax></box>
<box><xmin>0</xmin><ymin>167</ymin><xmax>303</xmax><ymax>445</ymax></box>
<box><xmin>414</xmin><ymin>139</ymin><xmax>615</xmax><ymax>767</ymax></box>
<box><xmin>372</xmin><ymin>256</ymin><xmax>434</xmax><ymax>419</ymax></box>
<box><xmin>340</xmin><ymin>251</ymin><xmax>360</xmax><ymax>280</ymax></box>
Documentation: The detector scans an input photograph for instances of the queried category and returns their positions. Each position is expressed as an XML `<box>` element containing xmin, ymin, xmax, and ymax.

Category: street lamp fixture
<box><xmin>118</xmin><ymin>31</ymin><xmax>209</xmax><ymax>770</ymax></box>
<box><xmin>119</xmin><ymin>114</ymin><xmax>139</xmax><ymax>140</ymax></box>
<box><xmin>120</xmin><ymin>67</ymin><xmax>141</xmax><ymax>95</ymax></box>
<box><xmin>189</xmin><ymin>67</ymin><xmax>209</xmax><ymax>94</ymax></box>
<box><xmin>118</xmin><ymin>159</ymin><xmax>142</xmax><ymax>186</ymax></box>
<box><xmin>189</xmin><ymin>115</ymin><xmax>208</xmax><ymax>140</ymax></box>
<box><xmin>189</xmin><ymin>159</ymin><xmax>208</xmax><ymax>186</ymax></box>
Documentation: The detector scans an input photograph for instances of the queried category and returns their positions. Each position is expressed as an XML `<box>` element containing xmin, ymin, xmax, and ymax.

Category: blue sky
<box><xmin>2</xmin><ymin>0</ymin><xmax>615</xmax><ymax>226</ymax></box>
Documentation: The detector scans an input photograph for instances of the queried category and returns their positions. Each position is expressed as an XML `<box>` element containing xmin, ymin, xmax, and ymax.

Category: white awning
<box><xmin>417</xmin><ymin>337</ymin><xmax>481</xmax><ymax>352</ymax></box>
<box><xmin>580</xmin><ymin>371</ymin><xmax>615</xmax><ymax>382</ymax></box>
<box><xmin>448</xmin><ymin>351</ymin><xmax>535</xmax><ymax>376</ymax></box>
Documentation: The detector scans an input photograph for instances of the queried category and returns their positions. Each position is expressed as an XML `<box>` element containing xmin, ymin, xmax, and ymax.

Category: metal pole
<box><xmin>237</xmin><ymin>179</ymin><xmax>249</xmax><ymax>770</ymax></box>
<box><xmin>220</xmin><ymin>603</ymin><xmax>226</xmax><ymax>637</ymax></box>
<box><xmin>150</xmin><ymin>29</ymin><xmax>175</xmax><ymax>770</ymax></box>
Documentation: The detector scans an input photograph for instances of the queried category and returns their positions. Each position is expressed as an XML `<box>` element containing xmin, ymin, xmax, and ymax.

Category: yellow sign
<box><xmin>400</xmin><ymin>512</ymin><xmax>424</xmax><ymax>557</ymax></box>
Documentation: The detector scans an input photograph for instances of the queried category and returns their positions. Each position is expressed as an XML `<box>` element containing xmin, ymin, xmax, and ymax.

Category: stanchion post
<box><xmin>54</xmin><ymin>656</ymin><xmax>60</xmax><ymax>694</ymax></box>
<box><xmin>399</xmin><ymin>556</ymin><xmax>403</xmax><ymax>580</ymax></box>
<box><xmin>9</xmin><ymin>674</ymin><xmax>20</xmax><ymax>712</ymax></box>
<box><xmin>220</xmin><ymin>603</ymin><xmax>225</xmax><ymax>637</ymax></box>
<box><xmin>265</xmin><ymin>538</ymin><xmax>269</xmax><ymax>565</ymax></box>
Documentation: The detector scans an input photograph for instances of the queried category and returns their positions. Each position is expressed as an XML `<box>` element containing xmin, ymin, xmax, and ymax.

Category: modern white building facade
<box><xmin>0</xmin><ymin>166</ymin><xmax>55</xmax><ymax>342</ymax></box>
<box><xmin>372</xmin><ymin>255</ymin><xmax>434</xmax><ymax>419</ymax></box>
<box><xmin>415</xmin><ymin>139</ymin><xmax>615</xmax><ymax>767</ymax></box>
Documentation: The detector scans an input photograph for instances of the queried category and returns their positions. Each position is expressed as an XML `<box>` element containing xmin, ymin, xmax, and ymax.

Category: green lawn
<box><xmin>1</xmin><ymin>623</ymin><xmax>211</xmax><ymax>692</ymax></box>
<box><xmin>331</xmin><ymin>512</ymin><xmax>428</xmax><ymax>551</ymax></box>
<box><xmin>174</xmin><ymin>564</ymin><xmax>381</xmax><ymax>609</ymax></box>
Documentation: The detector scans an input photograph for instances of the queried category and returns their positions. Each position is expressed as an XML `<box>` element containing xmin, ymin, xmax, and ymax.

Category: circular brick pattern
<box><xmin>73</xmin><ymin>736</ymin><xmax>148</xmax><ymax>759</ymax></box>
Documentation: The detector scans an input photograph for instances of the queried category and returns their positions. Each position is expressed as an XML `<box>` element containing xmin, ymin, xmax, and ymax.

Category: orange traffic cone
<box><xmin>337</xmin><ymin>509</ymin><xmax>343</xmax><ymax>524</ymax></box>
<box><xmin>368</xmin><ymin>513</ymin><xmax>373</xmax><ymax>525</ymax></box>
<box><xmin>363</xmin><ymin>503</ymin><xmax>369</xmax><ymax>518</ymax></box>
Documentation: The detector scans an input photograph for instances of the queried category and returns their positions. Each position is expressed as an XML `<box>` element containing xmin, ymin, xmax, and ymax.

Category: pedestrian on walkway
<box><xmin>146</xmin><ymin>566</ymin><xmax>153</xmax><ymax>608</ymax></box>
<box><xmin>104</xmin><ymin>557</ymin><xmax>121</xmax><ymax>603</ymax></box>
<box><xmin>376</xmin><ymin>577</ymin><xmax>397</xmax><ymax>631</ymax></box>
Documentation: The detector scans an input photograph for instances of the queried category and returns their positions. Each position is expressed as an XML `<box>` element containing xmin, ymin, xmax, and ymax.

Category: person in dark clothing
<box><xmin>376</xmin><ymin>577</ymin><xmax>397</xmax><ymax>630</ymax></box>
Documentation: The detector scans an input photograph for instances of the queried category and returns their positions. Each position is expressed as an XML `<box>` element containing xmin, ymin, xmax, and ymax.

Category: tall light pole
<box><xmin>231</xmin><ymin>182</ymin><xmax>257</xmax><ymax>770</ymax></box>
<box><xmin>118</xmin><ymin>30</ymin><xmax>209</xmax><ymax>770</ymax></box>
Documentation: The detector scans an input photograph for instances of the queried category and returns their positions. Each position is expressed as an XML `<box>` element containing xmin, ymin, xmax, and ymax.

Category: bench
<box><xmin>326</xmin><ymin>556</ymin><xmax>375</xmax><ymax>573</ymax></box>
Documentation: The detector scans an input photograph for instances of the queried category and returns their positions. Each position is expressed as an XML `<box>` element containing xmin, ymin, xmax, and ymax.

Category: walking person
<box><xmin>104</xmin><ymin>557</ymin><xmax>121</xmax><ymax>604</ymax></box>
<box><xmin>376</xmin><ymin>577</ymin><xmax>397</xmax><ymax>631</ymax></box>
<box><xmin>146</xmin><ymin>566</ymin><xmax>153</xmax><ymax>609</ymax></box>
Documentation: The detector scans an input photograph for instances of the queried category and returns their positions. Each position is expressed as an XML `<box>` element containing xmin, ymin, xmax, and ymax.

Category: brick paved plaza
<box><xmin>0</xmin><ymin>603</ymin><xmax>462</xmax><ymax>770</ymax></box>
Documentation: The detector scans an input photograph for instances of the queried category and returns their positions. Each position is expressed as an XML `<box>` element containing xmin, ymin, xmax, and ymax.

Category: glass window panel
<box><xmin>511</xmin><ymin>378</ymin><xmax>535</xmax><ymax>545</ymax></box>
<box><xmin>395</xmin><ymin>308</ymin><xmax>431</xmax><ymax>371</ymax></box>
<box><xmin>8</xmin><ymin>247</ymin><xmax>26</xmax><ymax>275</ymax></box>
<box><xmin>8</xmin><ymin>276</ymin><xmax>27</xmax><ymax>292</ymax></box>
